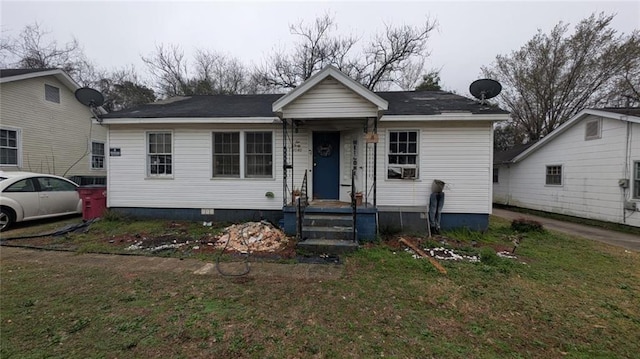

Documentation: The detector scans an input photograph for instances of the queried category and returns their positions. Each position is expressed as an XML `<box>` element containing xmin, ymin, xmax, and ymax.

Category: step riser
<box><xmin>303</xmin><ymin>218</ymin><xmax>352</xmax><ymax>227</ymax></box>
<box><xmin>303</xmin><ymin>229</ymin><xmax>354</xmax><ymax>240</ymax></box>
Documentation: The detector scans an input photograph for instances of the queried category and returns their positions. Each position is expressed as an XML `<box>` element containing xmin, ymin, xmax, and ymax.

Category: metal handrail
<box><xmin>351</xmin><ymin>168</ymin><xmax>357</xmax><ymax>242</ymax></box>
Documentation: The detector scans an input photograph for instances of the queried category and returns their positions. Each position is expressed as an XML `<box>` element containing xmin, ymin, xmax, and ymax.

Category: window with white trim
<box><xmin>245</xmin><ymin>132</ymin><xmax>273</xmax><ymax>178</ymax></box>
<box><xmin>585</xmin><ymin>119</ymin><xmax>601</xmax><ymax>140</ymax></box>
<box><xmin>45</xmin><ymin>84</ymin><xmax>60</xmax><ymax>103</ymax></box>
<box><xmin>546</xmin><ymin>165</ymin><xmax>562</xmax><ymax>185</ymax></box>
<box><xmin>212</xmin><ymin>132</ymin><xmax>240</xmax><ymax>177</ymax></box>
<box><xmin>91</xmin><ymin>141</ymin><xmax>105</xmax><ymax>169</ymax></box>
<box><xmin>634</xmin><ymin>161</ymin><xmax>640</xmax><ymax>199</ymax></box>
<box><xmin>387</xmin><ymin>130</ymin><xmax>418</xmax><ymax>179</ymax></box>
<box><xmin>0</xmin><ymin>128</ymin><xmax>19</xmax><ymax>166</ymax></box>
<box><xmin>147</xmin><ymin>132</ymin><xmax>172</xmax><ymax>176</ymax></box>
<box><xmin>212</xmin><ymin>131</ymin><xmax>273</xmax><ymax>179</ymax></box>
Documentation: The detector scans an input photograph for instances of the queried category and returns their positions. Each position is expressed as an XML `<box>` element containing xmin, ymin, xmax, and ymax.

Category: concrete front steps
<box><xmin>297</xmin><ymin>212</ymin><xmax>359</xmax><ymax>254</ymax></box>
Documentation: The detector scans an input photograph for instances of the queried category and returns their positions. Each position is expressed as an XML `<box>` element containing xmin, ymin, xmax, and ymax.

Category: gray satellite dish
<box><xmin>75</xmin><ymin>87</ymin><xmax>105</xmax><ymax>107</ymax></box>
<box><xmin>469</xmin><ymin>79</ymin><xmax>502</xmax><ymax>105</ymax></box>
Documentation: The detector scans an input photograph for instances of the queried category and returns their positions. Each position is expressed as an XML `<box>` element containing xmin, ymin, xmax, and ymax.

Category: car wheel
<box><xmin>0</xmin><ymin>208</ymin><xmax>14</xmax><ymax>232</ymax></box>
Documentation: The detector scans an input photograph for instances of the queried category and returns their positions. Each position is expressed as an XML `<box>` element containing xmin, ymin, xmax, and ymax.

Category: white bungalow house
<box><xmin>493</xmin><ymin>108</ymin><xmax>640</xmax><ymax>228</ymax></box>
<box><xmin>100</xmin><ymin>66</ymin><xmax>509</xmax><ymax>243</ymax></box>
<box><xmin>0</xmin><ymin>68</ymin><xmax>107</xmax><ymax>184</ymax></box>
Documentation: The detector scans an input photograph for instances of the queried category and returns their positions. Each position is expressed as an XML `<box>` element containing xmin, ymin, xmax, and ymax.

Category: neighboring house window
<box><xmin>147</xmin><ymin>132</ymin><xmax>172</xmax><ymax>176</ymax></box>
<box><xmin>212</xmin><ymin>131</ymin><xmax>274</xmax><ymax>178</ymax></box>
<box><xmin>213</xmin><ymin>132</ymin><xmax>240</xmax><ymax>177</ymax></box>
<box><xmin>387</xmin><ymin>130</ymin><xmax>419</xmax><ymax>179</ymax></box>
<box><xmin>634</xmin><ymin>162</ymin><xmax>640</xmax><ymax>199</ymax></box>
<box><xmin>0</xmin><ymin>128</ymin><xmax>19</xmax><ymax>166</ymax></box>
<box><xmin>245</xmin><ymin>132</ymin><xmax>273</xmax><ymax>178</ymax></box>
<box><xmin>45</xmin><ymin>84</ymin><xmax>60</xmax><ymax>103</ymax></box>
<box><xmin>585</xmin><ymin>119</ymin><xmax>601</xmax><ymax>140</ymax></box>
<box><xmin>91</xmin><ymin>141</ymin><xmax>105</xmax><ymax>170</ymax></box>
<box><xmin>546</xmin><ymin>165</ymin><xmax>562</xmax><ymax>185</ymax></box>
<box><xmin>493</xmin><ymin>168</ymin><xmax>499</xmax><ymax>183</ymax></box>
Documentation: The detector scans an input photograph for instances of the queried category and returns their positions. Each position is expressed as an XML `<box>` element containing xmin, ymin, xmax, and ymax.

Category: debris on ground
<box><xmin>123</xmin><ymin>221</ymin><xmax>289</xmax><ymax>254</ymax></box>
<box><xmin>214</xmin><ymin>221</ymin><xmax>288</xmax><ymax>253</ymax></box>
<box><xmin>399</xmin><ymin>237</ymin><xmax>448</xmax><ymax>274</ymax></box>
<box><xmin>497</xmin><ymin>251</ymin><xmax>518</xmax><ymax>259</ymax></box>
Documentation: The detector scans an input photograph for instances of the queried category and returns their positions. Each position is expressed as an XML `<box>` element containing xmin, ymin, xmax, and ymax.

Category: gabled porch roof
<box><xmin>272</xmin><ymin>65</ymin><xmax>389</xmax><ymax>114</ymax></box>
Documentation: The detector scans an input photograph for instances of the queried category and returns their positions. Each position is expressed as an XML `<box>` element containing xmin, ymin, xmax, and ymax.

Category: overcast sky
<box><xmin>1</xmin><ymin>1</ymin><xmax>638</xmax><ymax>95</ymax></box>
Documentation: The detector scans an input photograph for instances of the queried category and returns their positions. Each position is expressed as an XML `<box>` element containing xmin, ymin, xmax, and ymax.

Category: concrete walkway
<box><xmin>492</xmin><ymin>208</ymin><xmax>640</xmax><ymax>251</ymax></box>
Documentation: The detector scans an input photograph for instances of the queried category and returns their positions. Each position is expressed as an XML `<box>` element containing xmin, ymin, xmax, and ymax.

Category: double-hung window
<box><xmin>634</xmin><ymin>162</ymin><xmax>640</xmax><ymax>199</ymax></box>
<box><xmin>147</xmin><ymin>132</ymin><xmax>172</xmax><ymax>176</ymax></box>
<box><xmin>387</xmin><ymin>130</ymin><xmax>418</xmax><ymax>179</ymax></box>
<box><xmin>0</xmin><ymin>128</ymin><xmax>19</xmax><ymax>166</ymax></box>
<box><xmin>545</xmin><ymin>165</ymin><xmax>562</xmax><ymax>185</ymax></box>
<box><xmin>91</xmin><ymin>141</ymin><xmax>105</xmax><ymax>170</ymax></box>
<box><xmin>212</xmin><ymin>131</ymin><xmax>273</xmax><ymax>179</ymax></box>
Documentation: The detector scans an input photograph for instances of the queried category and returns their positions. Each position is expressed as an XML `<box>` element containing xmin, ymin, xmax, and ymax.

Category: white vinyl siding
<box><xmin>91</xmin><ymin>141</ymin><xmax>105</xmax><ymax>170</ymax></box>
<box><xmin>0</xmin><ymin>128</ymin><xmax>20</xmax><ymax>166</ymax></box>
<box><xmin>377</xmin><ymin>121</ymin><xmax>493</xmax><ymax>214</ymax></box>
<box><xmin>0</xmin><ymin>76</ymin><xmax>106</xmax><ymax>176</ymax></box>
<box><xmin>108</xmin><ymin>124</ymin><xmax>283</xmax><ymax>210</ymax></box>
<box><xmin>281</xmin><ymin>77</ymin><xmax>378</xmax><ymax>118</ymax></box>
<box><xmin>493</xmin><ymin>114</ymin><xmax>640</xmax><ymax>227</ymax></box>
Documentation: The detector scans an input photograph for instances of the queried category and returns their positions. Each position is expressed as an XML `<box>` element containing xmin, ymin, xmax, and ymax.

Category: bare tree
<box><xmin>142</xmin><ymin>44</ymin><xmax>251</xmax><ymax>97</ymax></box>
<box><xmin>483</xmin><ymin>13</ymin><xmax>640</xmax><ymax>142</ymax></box>
<box><xmin>254</xmin><ymin>14</ymin><xmax>437</xmax><ymax>91</ymax></box>
<box><xmin>0</xmin><ymin>22</ymin><xmax>96</xmax><ymax>85</ymax></box>
<box><xmin>95</xmin><ymin>66</ymin><xmax>156</xmax><ymax>112</ymax></box>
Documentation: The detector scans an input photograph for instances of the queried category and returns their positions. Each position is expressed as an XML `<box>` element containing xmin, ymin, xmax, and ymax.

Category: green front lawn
<box><xmin>1</xmin><ymin>216</ymin><xmax>639</xmax><ymax>358</ymax></box>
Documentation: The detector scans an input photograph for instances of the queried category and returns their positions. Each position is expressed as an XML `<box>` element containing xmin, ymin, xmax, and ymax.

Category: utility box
<box><xmin>77</xmin><ymin>186</ymin><xmax>107</xmax><ymax>220</ymax></box>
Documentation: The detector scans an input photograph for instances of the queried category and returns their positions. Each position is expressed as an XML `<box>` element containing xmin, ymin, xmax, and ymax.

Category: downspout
<box><xmin>623</xmin><ymin>120</ymin><xmax>631</xmax><ymax>223</ymax></box>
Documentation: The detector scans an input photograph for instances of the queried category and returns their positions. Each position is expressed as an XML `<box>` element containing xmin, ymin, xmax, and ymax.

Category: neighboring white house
<box><xmin>100</xmin><ymin>66</ymin><xmax>509</xmax><ymax>237</ymax></box>
<box><xmin>494</xmin><ymin>108</ymin><xmax>640</xmax><ymax>227</ymax></box>
<box><xmin>0</xmin><ymin>68</ymin><xmax>107</xmax><ymax>183</ymax></box>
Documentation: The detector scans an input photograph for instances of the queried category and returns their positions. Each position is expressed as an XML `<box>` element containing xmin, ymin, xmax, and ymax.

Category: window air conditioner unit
<box><xmin>401</xmin><ymin>167</ymin><xmax>417</xmax><ymax>180</ymax></box>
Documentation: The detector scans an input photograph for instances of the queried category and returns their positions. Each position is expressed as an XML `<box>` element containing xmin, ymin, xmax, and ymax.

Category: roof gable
<box><xmin>0</xmin><ymin>68</ymin><xmax>80</xmax><ymax>92</ymax></box>
<box><xmin>272</xmin><ymin>65</ymin><xmax>388</xmax><ymax>113</ymax></box>
<box><xmin>511</xmin><ymin>108</ymin><xmax>640</xmax><ymax>163</ymax></box>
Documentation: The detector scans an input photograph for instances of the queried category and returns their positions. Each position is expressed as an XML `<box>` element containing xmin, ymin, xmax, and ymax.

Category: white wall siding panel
<box><xmin>107</xmin><ymin>124</ymin><xmax>284</xmax><ymax>210</ymax></box>
<box><xmin>0</xmin><ymin>76</ymin><xmax>107</xmax><ymax>177</ymax></box>
<box><xmin>502</xmin><ymin>115</ymin><xmax>640</xmax><ymax>226</ymax></box>
<box><xmin>281</xmin><ymin>77</ymin><xmax>378</xmax><ymax>118</ymax></box>
<box><xmin>376</xmin><ymin>121</ymin><xmax>493</xmax><ymax>214</ymax></box>
<box><xmin>492</xmin><ymin>165</ymin><xmax>511</xmax><ymax>204</ymax></box>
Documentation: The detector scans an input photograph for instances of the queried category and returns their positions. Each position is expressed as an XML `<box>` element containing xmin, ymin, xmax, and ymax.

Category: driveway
<box><xmin>492</xmin><ymin>208</ymin><xmax>640</xmax><ymax>251</ymax></box>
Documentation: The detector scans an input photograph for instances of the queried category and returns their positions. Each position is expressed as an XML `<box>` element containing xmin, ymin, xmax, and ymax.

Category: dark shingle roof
<box><xmin>0</xmin><ymin>68</ymin><xmax>58</xmax><ymax>78</ymax></box>
<box><xmin>102</xmin><ymin>90</ymin><xmax>509</xmax><ymax>119</ymax></box>
<box><xmin>592</xmin><ymin>107</ymin><xmax>640</xmax><ymax>117</ymax></box>
<box><xmin>377</xmin><ymin>91</ymin><xmax>508</xmax><ymax>115</ymax></box>
<box><xmin>494</xmin><ymin>141</ymin><xmax>538</xmax><ymax>164</ymax></box>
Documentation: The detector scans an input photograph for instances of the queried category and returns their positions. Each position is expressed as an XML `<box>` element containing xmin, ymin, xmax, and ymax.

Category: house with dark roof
<box><xmin>0</xmin><ymin>68</ymin><xmax>107</xmax><ymax>182</ymax></box>
<box><xmin>101</xmin><ymin>66</ymin><xmax>509</xmax><ymax>246</ymax></box>
<box><xmin>493</xmin><ymin>108</ymin><xmax>640</xmax><ymax>227</ymax></box>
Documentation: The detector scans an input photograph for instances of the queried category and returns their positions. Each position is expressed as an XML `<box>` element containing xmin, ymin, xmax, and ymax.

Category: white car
<box><xmin>0</xmin><ymin>171</ymin><xmax>82</xmax><ymax>231</ymax></box>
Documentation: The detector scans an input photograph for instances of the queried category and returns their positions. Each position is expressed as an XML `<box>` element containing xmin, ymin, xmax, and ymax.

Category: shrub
<box><xmin>511</xmin><ymin>218</ymin><xmax>544</xmax><ymax>232</ymax></box>
<box><xmin>479</xmin><ymin>247</ymin><xmax>500</xmax><ymax>266</ymax></box>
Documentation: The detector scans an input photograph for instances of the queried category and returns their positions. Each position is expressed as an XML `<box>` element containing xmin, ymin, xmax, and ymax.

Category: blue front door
<box><xmin>313</xmin><ymin>131</ymin><xmax>340</xmax><ymax>199</ymax></box>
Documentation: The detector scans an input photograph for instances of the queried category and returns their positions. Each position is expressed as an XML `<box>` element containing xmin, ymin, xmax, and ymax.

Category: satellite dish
<box><xmin>469</xmin><ymin>79</ymin><xmax>502</xmax><ymax>104</ymax></box>
<box><xmin>75</xmin><ymin>87</ymin><xmax>105</xmax><ymax>107</ymax></box>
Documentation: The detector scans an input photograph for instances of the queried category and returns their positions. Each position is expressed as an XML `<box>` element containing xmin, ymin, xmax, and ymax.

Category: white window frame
<box><xmin>211</xmin><ymin>130</ymin><xmax>274</xmax><ymax>180</ymax></box>
<box><xmin>90</xmin><ymin>140</ymin><xmax>105</xmax><ymax>170</ymax></box>
<box><xmin>585</xmin><ymin>118</ymin><xmax>602</xmax><ymax>140</ymax></box>
<box><xmin>386</xmin><ymin>129</ymin><xmax>420</xmax><ymax>180</ymax></box>
<box><xmin>0</xmin><ymin>126</ymin><xmax>22</xmax><ymax>167</ymax></box>
<box><xmin>545</xmin><ymin>165</ymin><xmax>563</xmax><ymax>186</ymax></box>
<box><xmin>146</xmin><ymin>131</ymin><xmax>173</xmax><ymax>178</ymax></box>
<box><xmin>44</xmin><ymin>84</ymin><xmax>60</xmax><ymax>103</ymax></box>
<box><xmin>633</xmin><ymin>161</ymin><xmax>640</xmax><ymax>199</ymax></box>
